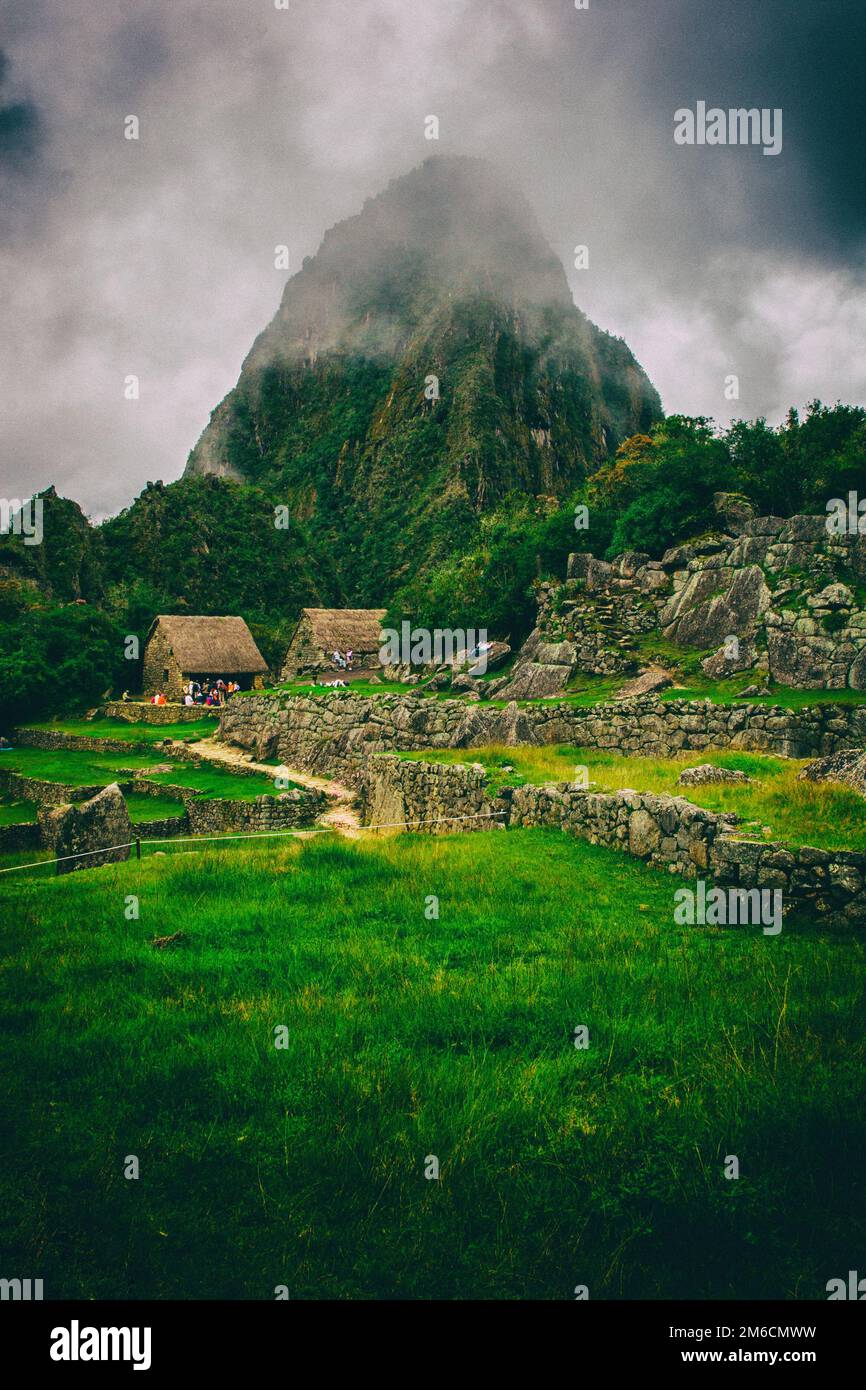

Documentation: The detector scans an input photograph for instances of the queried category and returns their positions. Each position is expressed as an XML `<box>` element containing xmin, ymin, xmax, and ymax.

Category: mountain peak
<box><xmin>184</xmin><ymin>160</ymin><xmax>661</xmax><ymax>606</ymax></box>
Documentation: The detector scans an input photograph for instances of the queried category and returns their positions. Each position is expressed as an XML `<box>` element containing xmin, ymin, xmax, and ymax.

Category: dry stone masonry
<box><xmin>508</xmin><ymin>497</ymin><xmax>866</xmax><ymax>696</ymax></box>
<box><xmin>219</xmin><ymin>691</ymin><xmax>866</xmax><ymax>781</ymax></box>
<box><xmin>357</xmin><ymin>756</ymin><xmax>866</xmax><ymax>926</ymax></box>
<box><xmin>356</xmin><ymin>756</ymin><xmax>505</xmax><ymax>833</ymax></box>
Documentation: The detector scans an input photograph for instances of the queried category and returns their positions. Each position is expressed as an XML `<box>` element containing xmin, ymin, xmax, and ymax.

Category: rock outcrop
<box><xmin>520</xmin><ymin>496</ymin><xmax>866</xmax><ymax>690</ymax></box>
<box><xmin>798</xmin><ymin>749</ymin><xmax>866</xmax><ymax>797</ymax></box>
<box><xmin>38</xmin><ymin>782</ymin><xmax>132</xmax><ymax>874</ymax></box>
<box><xmin>616</xmin><ymin>666</ymin><xmax>674</xmax><ymax>700</ymax></box>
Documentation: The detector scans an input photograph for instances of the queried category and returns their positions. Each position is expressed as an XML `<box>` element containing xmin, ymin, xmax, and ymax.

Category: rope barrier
<box><xmin>0</xmin><ymin>810</ymin><xmax>507</xmax><ymax>877</ymax></box>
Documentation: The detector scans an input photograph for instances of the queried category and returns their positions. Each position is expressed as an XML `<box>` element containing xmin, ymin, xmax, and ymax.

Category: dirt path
<box><xmin>189</xmin><ymin>737</ymin><xmax>362</xmax><ymax>838</ymax></box>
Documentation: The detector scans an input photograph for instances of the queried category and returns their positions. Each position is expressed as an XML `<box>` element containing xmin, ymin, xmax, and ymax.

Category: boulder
<box><xmin>614</xmin><ymin>550</ymin><xmax>651</xmax><ymax>578</ymax></box>
<box><xmin>678</xmin><ymin>764</ymin><xmax>751</xmax><ymax>787</ymax></box>
<box><xmin>38</xmin><ymin>783</ymin><xmax>132</xmax><ymax>874</ymax></box>
<box><xmin>467</xmin><ymin>640</ymin><xmax>511</xmax><ymax>674</ymax></box>
<box><xmin>798</xmin><ymin>749</ymin><xmax>866</xmax><ymax>797</ymax></box>
<box><xmin>661</xmin><ymin>564</ymin><xmax>771</xmax><ymax>647</ymax></box>
<box><xmin>449</xmin><ymin>673</ymin><xmax>476</xmax><ymax>693</ymax></box>
<box><xmin>615</xmin><ymin>665</ymin><xmax>673</xmax><ymax>700</ymax></box>
<box><xmin>494</xmin><ymin>663</ymin><xmax>572</xmax><ymax>700</ymax></box>
<box><xmin>701</xmin><ymin>639</ymin><xmax>759</xmax><ymax>679</ymax></box>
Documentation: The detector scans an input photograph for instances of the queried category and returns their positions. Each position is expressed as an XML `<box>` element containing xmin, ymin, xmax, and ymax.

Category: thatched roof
<box><xmin>147</xmin><ymin>615</ymin><xmax>268</xmax><ymax>673</ymax></box>
<box><xmin>297</xmin><ymin>608</ymin><xmax>387</xmax><ymax>652</ymax></box>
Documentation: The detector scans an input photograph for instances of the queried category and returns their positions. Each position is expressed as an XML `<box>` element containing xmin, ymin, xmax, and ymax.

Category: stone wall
<box><xmin>0</xmin><ymin>822</ymin><xmax>40</xmax><ymax>853</ymax></box>
<box><xmin>712</xmin><ymin>836</ymin><xmax>866</xmax><ymax>927</ymax></box>
<box><xmin>103</xmin><ymin>702</ymin><xmax>218</xmax><ymax>725</ymax></box>
<box><xmin>141</xmin><ymin>627</ymin><xmax>184</xmax><ymax>700</ymax></box>
<box><xmin>508</xmin><ymin>782</ymin><xmax>729</xmax><ymax>876</ymax></box>
<box><xmin>0</xmin><ymin>769</ymin><xmax>192</xmax><ymax>810</ymax></box>
<box><xmin>185</xmin><ymin>789</ymin><xmax>325</xmax><ymax>836</ymax></box>
<box><xmin>358</xmin><ymin>754</ymin><xmax>866</xmax><ymax>924</ymax></box>
<box><xmin>219</xmin><ymin>692</ymin><xmax>866</xmax><ymax>781</ymax></box>
<box><xmin>130</xmin><ymin>816</ymin><xmax>188</xmax><ymax>840</ymax></box>
<box><xmin>0</xmin><ymin>769</ymin><xmax>105</xmax><ymax>807</ymax></box>
<box><xmin>0</xmin><ymin>769</ymin><xmax>324</xmax><ymax>848</ymax></box>
<box><xmin>357</xmin><ymin>755</ymin><xmax>506</xmax><ymax>833</ymax></box>
<box><xmin>14</xmin><ymin>727</ymin><xmax>154</xmax><ymax>753</ymax></box>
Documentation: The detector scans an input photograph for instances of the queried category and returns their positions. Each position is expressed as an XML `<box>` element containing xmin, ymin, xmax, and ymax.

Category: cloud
<box><xmin>0</xmin><ymin>0</ymin><xmax>863</xmax><ymax>516</ymax></box>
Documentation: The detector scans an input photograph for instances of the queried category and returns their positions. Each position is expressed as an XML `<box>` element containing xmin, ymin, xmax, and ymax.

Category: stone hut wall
<box><xmin>142</xmin><ymin>627</ymin><xmax>184</xmax><ymax>700</ymax></box>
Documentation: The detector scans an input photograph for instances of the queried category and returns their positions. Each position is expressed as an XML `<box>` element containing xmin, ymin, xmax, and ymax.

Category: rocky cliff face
<box><xmin>505</xmin><ymin>494</ymin><xmax>866</xmax><ymax>693</ymax></box>
<box><xmin>184</xmin><ymin>157</ymin><xmax>661</xmax><ymax>603</ymax></box>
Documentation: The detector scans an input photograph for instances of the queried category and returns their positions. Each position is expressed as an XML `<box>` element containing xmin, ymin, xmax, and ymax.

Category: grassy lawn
<box><xmin>401</xmin><ymin>746</ymin><xmax>866</xmax><ymax>852</ymax></box>
<box><xmin>21</xmin><ymin>716</ymin><xmax>216</xmax><ymax>744</ymax></box>
<box><xmin>1</xmin><ymin>746</ymin><xmax>289</xmax><ymax>801</ymax></box>
<box><xmin>661</xmin><ymin>681</ymin><xmax>866</xmax><ymax>709</ymax></box>
<box><xmin>125</xmin><ymin>794</ymin><xmax>186</xmax><ymax>823</ymax></box>
<box><xmin>0</xmin><ymin>796</ymin><xmax>38</xmax><ymax>825</ymax></box>
<box><xmin>0</xmin><ymin>829</ymin><xmax>863</xmax><ymax>1300</ymax></box>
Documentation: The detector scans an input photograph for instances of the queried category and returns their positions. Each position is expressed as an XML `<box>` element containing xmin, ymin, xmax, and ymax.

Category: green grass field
<box><xmin>402</xmin><ymin>746</ymin><xmax>866</xmax><ymax>852</ymax></box>
<box><xmin>23</xmin><ymin>716</ymin><xmax>216</xmax><ymax>744</ymax></box>
<box><xmin>1</xmin><ymin>746</ymin><xmax>289</xmax><ymax>801</ymax></box>
<box><xmin>124</xmin><ymin>794</ymin><xmax>186</xmax><ymax>823</ymax></box>
<box><xmin>1</xmin><ymin>829</ymin><xmax>864</xmax><ymax>1300</ymax></box>
<box><xmin>0</xmin><ymin>795</ymin><xmax>38</xmax><ymax>825</ymax></box>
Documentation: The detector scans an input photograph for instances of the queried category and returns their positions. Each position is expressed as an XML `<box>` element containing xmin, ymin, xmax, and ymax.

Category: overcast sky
<box><xmin>1</xmin><ymin>0</ymin><xmax>864</xmax><ymax>519</ymax></box>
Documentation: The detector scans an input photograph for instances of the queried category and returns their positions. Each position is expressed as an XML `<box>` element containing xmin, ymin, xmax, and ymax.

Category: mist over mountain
<box><xmin>185</xmin><ymin>157</ymin><xmax>661</xmax><ymax>600</ymax></box>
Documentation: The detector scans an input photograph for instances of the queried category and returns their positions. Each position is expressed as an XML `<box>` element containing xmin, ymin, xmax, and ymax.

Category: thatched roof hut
<box><xmin>143</xmin><ymin>615</ymin><xmax>269</xmax><ymax>698</ymax></box>
<box><xmin>281</xmin><ymin>607</ymin><xmax>387</xmax><ymax>678</ymax></box>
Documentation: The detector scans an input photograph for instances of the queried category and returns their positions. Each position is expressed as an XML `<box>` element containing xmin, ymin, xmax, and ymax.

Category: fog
<box><xmin>1</xmin><ymin>0</ymin><xmax>864</xmax><ymax>518</ymax></box>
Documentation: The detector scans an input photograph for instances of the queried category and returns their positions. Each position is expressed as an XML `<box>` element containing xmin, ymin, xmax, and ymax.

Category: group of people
<box><xmin>142</xmin><ymin>678</ymin><xmax>242</xmax><ymax>707</ymax></box>
<box><xmin>331</xmin><ymin>649</ymin><xmax>354</xmax><ymax>670</ymax></box>
<box><xmin>182</xmin><ymin>679</ymin><xmax>241</xmax><ymax>706</ymax></box>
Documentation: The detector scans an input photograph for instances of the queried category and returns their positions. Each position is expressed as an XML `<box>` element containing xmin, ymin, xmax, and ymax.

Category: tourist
<box><xmin>346</xmin><ymin>649</ymin><xmax>353</xmax><ymax>671</ymax></box>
